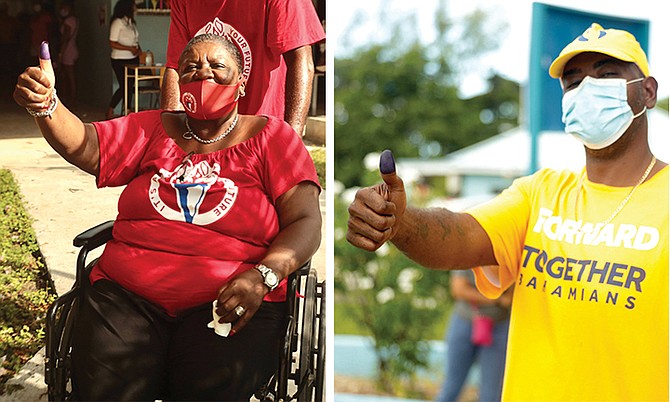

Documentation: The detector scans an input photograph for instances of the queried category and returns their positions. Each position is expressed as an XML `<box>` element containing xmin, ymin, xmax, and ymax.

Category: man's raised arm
<box><xmin>346</xmin><ymin>150</ymin><xmax>497</xmax><ymax>270</ymax></box>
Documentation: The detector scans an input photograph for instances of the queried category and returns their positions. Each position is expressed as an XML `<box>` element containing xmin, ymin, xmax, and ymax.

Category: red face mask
<box><xmin>179</xmin><ymin>80</ymin><xmax>242</xmax><ymax>120</ymax></box>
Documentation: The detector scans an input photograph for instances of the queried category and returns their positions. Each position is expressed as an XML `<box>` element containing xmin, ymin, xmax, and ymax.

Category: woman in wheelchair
<box><xmin>14</xmin><ymin>33</ymin><xmax>322</xmax><ymax>401</ymax></box>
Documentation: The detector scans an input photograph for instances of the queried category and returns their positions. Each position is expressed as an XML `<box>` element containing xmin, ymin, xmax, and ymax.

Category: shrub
<box><xmin>0</xmin><ymin>169</ymin><xmax>57</xmax><ymax>395</ymax></box>
<box><xmin>309</xmin><ymin>146</ymin><xmax>326</xmax><ymax>190</ymax></box>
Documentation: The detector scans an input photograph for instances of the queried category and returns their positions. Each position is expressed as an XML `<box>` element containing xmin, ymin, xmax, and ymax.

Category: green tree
<box><xmin>334</xmin><ymin>187</ymin><xmax>452</xmax><ymax>397</ymax></box>
<box><xmin>334</xmin><ymin>5</ymin><xmax>516</xmax><ymax>188</ymax></box>
<box><xmin>333</xmin><ymin>4</ymin><xmax>517</xmax><ymax>396</ymax></box>
<box><xmin>465</xmin><ymin>74</ymin><xmax>521</xmax><ymax>136</ymax></box>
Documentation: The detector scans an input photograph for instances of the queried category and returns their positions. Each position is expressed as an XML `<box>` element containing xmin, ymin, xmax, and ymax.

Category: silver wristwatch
<box><xmin>255</xmin><ymin>264</ymin><xmax>280</xmax><ymax>291</ymax></box>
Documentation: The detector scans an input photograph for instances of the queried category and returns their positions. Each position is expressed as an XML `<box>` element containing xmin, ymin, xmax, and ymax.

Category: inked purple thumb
<box><xmin>379</xmin><ymin>149</ymin><xmax>396</xmax><ymax>174</ymax></box>
<box><xmin>40</xmin><ymin>41</ymin><xmax>51</xmax><ymax>60</ymax></box>
<box><xmin>379</xmin><ymin>148</ymin><xmax>405</xmax><ymax>198</ymax></box>
<box><xmin>39</xmin><ymin>41</ymin><xmax>56</xmax><ymax>87</ymax></box>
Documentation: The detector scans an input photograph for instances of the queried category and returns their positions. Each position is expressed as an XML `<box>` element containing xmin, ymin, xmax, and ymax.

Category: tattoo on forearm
<box><xmin>417</xmin><ymin>208</ymin><xmax>466</xmax><ymax>243</ymax></box>
<box><xmin>438</xmin><ymin>219</ymin><xmax>451</xmax><ymax>241</ymax></box>
<box><xmin>416</xmin><ymin>219</ymin><xmax>430</xmax><ymax>240</ymax></box>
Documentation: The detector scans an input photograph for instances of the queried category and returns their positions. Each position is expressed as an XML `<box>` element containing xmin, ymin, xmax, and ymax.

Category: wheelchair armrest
<box><xmin>292</xmin><ymin>260</ymin><xmax>312</xmax><ymax>277</ymax></box>
<box><xmin>73</xmin><ymin>220</ymin><xmax>114</xmax><ymax>249</ymax></box>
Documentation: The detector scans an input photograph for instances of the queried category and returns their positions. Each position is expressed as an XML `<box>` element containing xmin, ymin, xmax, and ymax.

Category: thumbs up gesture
<box><xmin>14</xmin><ymin>41</ymin><xmax>58</xmax><ymax>115</ymax></box>
<box><xmin>346</xmin><ymin>150</ymin><xmax>408</xmax><ymax>251</ymax></box>
<box><xmin>39</xmin><ymin>41</ymin><xmax>56</xmax><ymax>87</ymax></box>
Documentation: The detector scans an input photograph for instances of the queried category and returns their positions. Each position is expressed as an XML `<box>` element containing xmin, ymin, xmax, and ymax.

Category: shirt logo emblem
<box><xmin>149</xmin><ymin>159</ymin><xmax>238</xmax><ymax>225</ymax></box>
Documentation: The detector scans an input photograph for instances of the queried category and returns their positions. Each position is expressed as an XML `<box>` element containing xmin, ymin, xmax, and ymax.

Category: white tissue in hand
<box><xmin>207</xmin><ymin>300</ymin><xmax>231</xmax><ymax>337</ymax></box>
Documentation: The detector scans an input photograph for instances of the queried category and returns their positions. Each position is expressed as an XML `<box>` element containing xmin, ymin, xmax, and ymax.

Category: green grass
<box><xmin>0</xmin><ymin>169</ymin><xmax>57</xmax><ymax>395</ymax></box>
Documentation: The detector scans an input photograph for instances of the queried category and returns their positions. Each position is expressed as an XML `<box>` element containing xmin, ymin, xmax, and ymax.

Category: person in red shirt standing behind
<box><xmin>160</xmin><ymin>0</ymin><xmax>325</xmax><ymax>137</ymax></box>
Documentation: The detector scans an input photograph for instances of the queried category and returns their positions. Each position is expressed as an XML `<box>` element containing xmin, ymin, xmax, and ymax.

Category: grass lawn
<box><xmin>0</xmin><ymin>169</ymin><xmax>57</xmax><ymax>395</ymax></box>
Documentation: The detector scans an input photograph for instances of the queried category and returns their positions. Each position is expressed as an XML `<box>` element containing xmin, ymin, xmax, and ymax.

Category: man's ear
<box><xmin>642</xmin><ymin>76</ymin><xmax>658</xmax><ymax>109</ymax></box>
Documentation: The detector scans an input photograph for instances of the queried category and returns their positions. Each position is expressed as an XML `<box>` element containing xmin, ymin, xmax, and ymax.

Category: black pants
<box><xmin>109</xmin><ymin>57</ymin><xmax>140</xmax><ymax>110</ymax></box>
<box><xmin>71</xmin><ymin>279</ymin><xmax>286</xmax><ymax>401</ymax></box>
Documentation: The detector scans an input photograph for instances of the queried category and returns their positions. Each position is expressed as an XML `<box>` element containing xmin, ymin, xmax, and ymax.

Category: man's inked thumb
<box><xmin>379</xmin><ymin>150</ymin><xmax>403</xmax><ymax>190</ymax></box>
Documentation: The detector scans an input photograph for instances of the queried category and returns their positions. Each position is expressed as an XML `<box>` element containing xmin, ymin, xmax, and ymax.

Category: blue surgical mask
<box><xmin>561</xmin><ymin>76</ymin><xmax>646</xmax><ymax>150</ymax></box>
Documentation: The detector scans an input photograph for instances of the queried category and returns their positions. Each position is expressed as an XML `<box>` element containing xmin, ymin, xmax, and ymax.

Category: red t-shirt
<box><xmin>166</xmin><ymin>0</ymin><xmax>325</xmax><ymax>119</ymax></box>
<box><xmin>90</xmin><ymin>111</ymin><xmax>320</xmax><ymax>316</ymax></box>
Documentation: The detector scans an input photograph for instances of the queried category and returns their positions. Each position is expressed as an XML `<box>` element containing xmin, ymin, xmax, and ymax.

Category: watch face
<box><xmin>266</xmin><ymin>271</ymin><xmax>279</xmax><ymax>287</ymax></box>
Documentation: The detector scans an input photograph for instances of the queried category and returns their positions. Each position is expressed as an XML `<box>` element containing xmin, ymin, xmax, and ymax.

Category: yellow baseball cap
<box><xmin>549</xmin><ymin>23</ymin><xmax>649</xmax><ymax>78</ymax></box>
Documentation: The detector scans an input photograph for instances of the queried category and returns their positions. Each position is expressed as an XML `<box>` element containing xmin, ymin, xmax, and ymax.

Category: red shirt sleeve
<box><xmin>266</xmin><ymin>0</ymin><xmax>325</xmax><ymax>55</ymax></box>
<box><xmin>93</xmin><ymin>112</ymin><xmax>157</xmax><ymax>188</ymax></box>
<box><xmin>261</xmin><ymin>117</ymin><xmax>320</xmax><ymax>202</ymax></box>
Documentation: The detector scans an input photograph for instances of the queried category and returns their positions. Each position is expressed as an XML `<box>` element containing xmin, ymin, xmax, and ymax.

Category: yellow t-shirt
<box><xmin>468</xmin><ymin>166</ymin><xmax>669</xmax><ymax>402</ymax></box>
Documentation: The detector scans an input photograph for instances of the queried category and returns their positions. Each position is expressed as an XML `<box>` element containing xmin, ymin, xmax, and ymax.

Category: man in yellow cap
<box><xmin>346</xmin><ymin>23</ymin><xmax>668</xmax><ymax>401</ymax></box>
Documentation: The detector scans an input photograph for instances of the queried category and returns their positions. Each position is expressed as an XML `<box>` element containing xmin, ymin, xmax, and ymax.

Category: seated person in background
<box><xmin>14</xmin><ymin>33</ymin><xmax>322</xmax><ymax>401</ymax></box>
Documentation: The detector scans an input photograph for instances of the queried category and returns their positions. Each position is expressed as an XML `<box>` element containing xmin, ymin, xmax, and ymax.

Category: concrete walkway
<box><xmin>0</xmin><ymin>101</ymin><xmax>327</xmax><ymax>401</ymax></box>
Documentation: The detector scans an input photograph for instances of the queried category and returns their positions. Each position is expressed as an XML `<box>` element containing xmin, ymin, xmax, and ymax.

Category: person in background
<box><xmin>160</xmin><ymin>0</ymin><xmax>325</xmax><ymax>137</ymax></box>
<box><xmin>57</xmin><ymin>0</ymin><xmax>78</xmax><ymax>108</ymax></box>
<box><xmin>106</xmin><ymin>0</ymin><xmax>141</xmax><ymax>119</ymax></box>
<box><xmin>29</xmin><ymin>1</ymin><xmax>58</xmax><ymax>64</ymax></box>
<box><xmin>437</xmin><ymin>269</ymin><xmax>511</xmax><ymax>402</ymax></box>
<box><xmin>0</xmin><ymin>2</ymin><xmax>19</xmax><ymax>96</ymax></box>
<box><xmin>347</xmin><ymin>23</ymin><xmax>667</xmax><ymax>401</ymax></box>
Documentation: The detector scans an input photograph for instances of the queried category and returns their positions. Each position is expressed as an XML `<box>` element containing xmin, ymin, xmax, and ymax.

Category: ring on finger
<box><xmin>234</xmin><ymin>305</ymin><xmax>246</xmax><ymax>317</ymax></box>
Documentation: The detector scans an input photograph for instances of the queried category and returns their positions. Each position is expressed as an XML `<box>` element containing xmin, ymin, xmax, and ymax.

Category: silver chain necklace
<box><xmin>182</xmin><ymin>115</ymin><xmax>238</xmax><ymax>144</ymax></box>
<box><xmin>574</xmin><ymin>156</ymin><xmax>656</xmax><ymax>234</ymax></box>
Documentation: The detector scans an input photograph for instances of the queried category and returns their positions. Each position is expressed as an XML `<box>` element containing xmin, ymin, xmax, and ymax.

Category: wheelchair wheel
<box><xmin>314</xmin><ymin>281</ymin><xmax>325</xmax><ymax>401</ymax></box>
<box><xmin>294</xmin><ymin>269</ymin><xmax>317</xmax><ymax>401</ymax></box>
<box><xmin>264</xmin><ymin>266</ymin><xmax>325</xmax><ymax>402</ymax></box>
<box><xmin>46</xmin><ymin>221</ymin><xmax>112</xmax><ymax>402</ymax></box>
<box><xmin>45</xmin><ymin>288</ymin><xmax>79</xmax><ymax>401</ymax></box>
<box><xmin>270</xmin><ymin>272</ymin><xmax>299</xmax><ymax>401</ymax></box>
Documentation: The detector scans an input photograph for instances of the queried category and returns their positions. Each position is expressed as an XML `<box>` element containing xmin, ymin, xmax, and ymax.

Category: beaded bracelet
<box><xmin>26</xmin><ymin>89</ymin><xmax>58</xmax><ymax>118</ymax></box>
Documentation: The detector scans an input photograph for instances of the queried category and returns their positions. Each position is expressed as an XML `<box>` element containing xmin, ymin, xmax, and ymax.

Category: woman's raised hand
<box><xmin>14</xmin><ymin>42</ymin><xmax>56</xmax><ymax>113</ymax></box>
<box><xmin>14</xmin><ymin>66</ymin><xmax>53</xmax><ymax>111</ymax></box>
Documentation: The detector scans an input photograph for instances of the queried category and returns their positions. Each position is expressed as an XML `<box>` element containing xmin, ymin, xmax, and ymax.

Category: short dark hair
<box><xmin>111</xmin><ymin>0</ymin><xmax>135</xmax><ymax>23</ymax></box>
<box><xmin>179</xmin><ymin>34</ymin><xmax>243</xmax><ymax>74</ymax></box>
